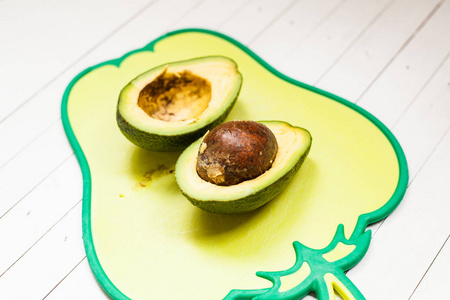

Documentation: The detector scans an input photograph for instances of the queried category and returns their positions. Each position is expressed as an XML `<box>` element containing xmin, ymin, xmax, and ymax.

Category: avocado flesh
<box><xmin>175</xmin><ymin>121</ymin><xmax>312</xmax><ymax>214</ymax></box>
<box><xmin>138</xmin><ymin>69</ymin><xmax>211</xmax><ymax>122</ymax></box>
<box><xmin>117</xmin><ymin>56</ymin><xmax>242</xmax><ymax>151</ymax></box>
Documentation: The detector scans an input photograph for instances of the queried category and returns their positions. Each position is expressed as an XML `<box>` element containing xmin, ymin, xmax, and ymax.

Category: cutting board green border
<box><xmin>61</xmin><ymin>28</ymin><xmax>408</xmax><ymax>299</ymax></box>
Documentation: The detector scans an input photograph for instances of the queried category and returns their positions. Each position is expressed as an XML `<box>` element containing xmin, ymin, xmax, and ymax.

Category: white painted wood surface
<box><xmin>1</xmin><ymin>0</ymin><xmax>449</xmax><ymax>299</ymax></box>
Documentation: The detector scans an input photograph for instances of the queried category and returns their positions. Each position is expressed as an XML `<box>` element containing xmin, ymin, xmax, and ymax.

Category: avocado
<box><xmin>117</xmin><ymin>56</ymin><xmax>242</xmax><ymax>152</ymax></box>
<box><xmin>175</xmin><ymin>121</ymin><xmax>312</xmax><ymax>214</ymax></box>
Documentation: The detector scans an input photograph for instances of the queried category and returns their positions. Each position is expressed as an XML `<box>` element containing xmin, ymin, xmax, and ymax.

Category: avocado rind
<box><xmin>183</xmin><ymin>144</ymin><xmax>310</xmax><ymax>213</ymax></box>
<box><xmin>116</xmin><ymin>56</ymin><xmax>242</xmax><ymax>152</ymax></box>
<box><xmin>175</xmin><ymin>121</ymin><xmax>312</xmax><ymax>213</ymax></box>
<box><xmin>116</xmin><ymin>92</ymin><xmax>238</xmax><ymax>152</ymax></box>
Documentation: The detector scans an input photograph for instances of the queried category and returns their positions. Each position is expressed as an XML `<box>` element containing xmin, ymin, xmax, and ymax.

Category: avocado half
<box><xmin>175</xmin><ymin>121</ymin><xmax>312</xmax><ymax>214</ymax></box>
<box><xmin>117</xmin><ymin>56</ymin><xmax>242</xmax><ymax>151</ymax></box>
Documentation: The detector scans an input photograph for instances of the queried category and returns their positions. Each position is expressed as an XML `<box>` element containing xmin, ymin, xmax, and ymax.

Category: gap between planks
<box><xmin>408</xmin><ymin>234</ymin><xmax>450</xmax><ymax>299</ymax></box>
<box><xmin>42</xmin><ymin>256</ymin><xmax>87</xmax><ymax>300</ymax></box>
<box><xmin>0</xmin><ymin>0</ymin><xmax>160</xmax><ymax>126</ymax></box>
<box><xmin>313</xmin><ymin>0</ymin><xmax>395</xmax><ymax>85</ymax></box>
<box><xmin>1</xmin><ymin>0</ymin><xmax>447</xmax><ymax>297</ymax></box>
<box><xmin>367</xmin><ymin>52</ymin><xmax>450</xmax><ymax>238</ymax></box>
<box><xmin>0</xmin><ymin>152</ymin><xmax>74</xmax><ymax>221</ymax></box>
<box><xmin>354</xmin><ymin>0</ymin><xmax>445</xmax><ymax>104</ymax></box>
<box><xmin>0</xmin><ymin>198</ymin><xmax>82</xmax><ymax>279</ymax></box>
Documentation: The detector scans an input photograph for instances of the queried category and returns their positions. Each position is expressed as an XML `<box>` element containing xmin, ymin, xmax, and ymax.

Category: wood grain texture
<box><xmin>0</xmin><ymin>0</ymin><xmax>448</xmax><ymax>298</ymax></box>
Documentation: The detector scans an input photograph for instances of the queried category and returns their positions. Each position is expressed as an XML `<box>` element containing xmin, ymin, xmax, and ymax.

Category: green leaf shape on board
<box><xmin>225</xmin><ymin>224</ymin><xmax>371</xmax><ymax>300</ymax></box>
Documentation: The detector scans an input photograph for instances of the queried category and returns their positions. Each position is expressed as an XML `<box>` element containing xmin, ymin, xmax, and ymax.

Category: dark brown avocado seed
<box><xmin>196</xmin><ymin>121</ymin><xmax>278</xmax><ymax>186</ymax></box>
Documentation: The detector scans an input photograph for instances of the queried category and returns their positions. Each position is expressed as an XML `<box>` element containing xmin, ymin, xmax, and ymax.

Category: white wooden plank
<box><xmin>0</xmin><ymin>202</ymin><xmax>84</xmax><ymax>300</ymax></box>
<box><xmin>356</xmin><ymin>0</ymin><xmax>450</xmax><ymax>128</ymax></box>
<box><xmin>340</xmin><ymin>53</ymin><xmax>450</xmax><ymax>244</ymax></box>
<box><xmin>0</xmin><ymin>155</ymin><xmax>81</xmax><ymax>275</ymax></box>
<box><xmin>392</xmin><ymin>53</ymin><xmax>450</xmax><ymax>179</ymax></box>
<box><xmin>172</xmin><ymin>0</ymin><xmax>249</xmax><ymax>30</ymax></box>
<box><xmin>44</xmin><ymin>258</ymin><xmax>109</xmax><ymax>300</ymax></box>
<box><xmin>410</xmin><ymin>235</ymin><xmax>450</xmax><ymax>300</ymax></box>
<box><xmin>347</xmin><ymin>125</ymin><xmax>450</xmax><ymax>299</ymax></box>
<box><xmin>0</xmin><ymin>0</ymin><xmax>151</xmax><ymax>122</ymax></box>
<box><xmin>0</xmin><ymin>0</ymin><xmax>199</xmax><ymax>172</ymax></box>
<box><xmin>275</xmin><ymin>0</ymin><xmax>392</xmax><ymax>85</ymax></box>
<box><xmin>315</xmin><ymin>0</ymin><xmax>441</xmax><ymax>101</ymax></box>
<box><xmin>346</xmin><ymin>20</ymin><xmax>450</xmax><ymax>296</ymax></box>
<box><xmin>1</xmin><ymin>1</ymin><xmax>447</xmax><ymax>299</ymax></box>
<box><xmin>0</xmin><ymin>122</ymin><xmax>73</xmax><ymax>217</ymax></box>
<box><xmin>69</xmin><ymin>0</ymin><xmax>201</xmax><ymax>68</ymax></box>
<box><xmin>0</xmin><ymin>85</ymin><xmax>66</xmax><ymax>169</ymax></box>
<box><xmin>336</xmin><ymin>0</ymin><xmax>450</xmax><ymax>239</ymax></box>
<box><xmin>249</xmin><ymin>0</ymin><xmax>345</xmax><ymax>65</ymax></box>
<box><xmin>220</xmin><ymin>0</ymin><xmax>298</xmax><ymax>43</ymax></box>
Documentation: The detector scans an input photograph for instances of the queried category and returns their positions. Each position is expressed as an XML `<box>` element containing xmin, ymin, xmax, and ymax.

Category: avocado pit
<box><xmin>137</xmin><ymin>68</ymin><xmax>212</xmax><ymax>122</ymax></box>
<box><xmin>196</xmin><ymin>121</ymin><xmax>278</xmax><ymax>186</ymax></box>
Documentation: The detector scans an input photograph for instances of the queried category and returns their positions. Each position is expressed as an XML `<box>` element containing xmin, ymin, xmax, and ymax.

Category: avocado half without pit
<box><xmin>117</xmin><ymin>56</ymin><xmax>243</xmax><ymax>152</ymax></box>
<box><xmin>175</xmin><ymin>120</ymin><xmax>312</xmax><ymax>214</ymax></box>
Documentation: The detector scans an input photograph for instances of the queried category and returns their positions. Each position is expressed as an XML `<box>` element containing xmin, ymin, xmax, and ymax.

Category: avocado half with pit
<box><xmin>175</xmin><ymin>121</ymin><xmax>312</xmax><ymax>214</ymax></box>
<box><xmin>117</xmin><ymin>56</ymin><xmax>242</xmax><ymax>151</ymax></box>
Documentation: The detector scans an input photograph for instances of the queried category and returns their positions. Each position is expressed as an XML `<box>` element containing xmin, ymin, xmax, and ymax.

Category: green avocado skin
<box><xmin>116</xmin><ymin>94</ymin><xmax>238</xmax><ymax>152</ymax></box>
<box><xmin>116</xmin><ymin>56</ymin><xmax>242</xmax><ymax>152</ymax></box>
<box><xmin>182</xmin><ymin>143</ymin><xmax>311</xmax><ymax>214</ymax></box>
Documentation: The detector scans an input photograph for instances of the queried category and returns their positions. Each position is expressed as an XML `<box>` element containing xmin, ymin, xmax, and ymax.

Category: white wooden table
<box><xmin>1</xmin><ymin>0</ymin><xmax>449</xmax><ymax>299</ymax></box>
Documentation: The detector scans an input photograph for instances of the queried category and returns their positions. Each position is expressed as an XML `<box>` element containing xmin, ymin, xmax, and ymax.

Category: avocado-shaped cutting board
<box><xmin>62</xmin><ymin>29</ymin><xmax>408</xmax><ymax>300</ymax></box>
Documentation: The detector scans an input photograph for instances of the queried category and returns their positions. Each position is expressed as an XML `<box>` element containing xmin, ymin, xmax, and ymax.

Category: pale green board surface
<box><xmin>62</xmin><ymin>29</ymin><xmax>408</xmax><ymax>300</ymax></box>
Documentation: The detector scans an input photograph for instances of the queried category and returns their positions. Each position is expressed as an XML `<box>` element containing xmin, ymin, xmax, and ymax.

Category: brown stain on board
<box><xmin>132</xmin><ymin>164</ymin><xmax>174</xmax><ymax>191</ymax></box>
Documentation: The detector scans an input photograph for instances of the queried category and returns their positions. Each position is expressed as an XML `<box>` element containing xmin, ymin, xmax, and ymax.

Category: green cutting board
<box><xmin>62</xmin><ymin>29</ymin><xmax>408</xmax><ymax>300</ymax></box>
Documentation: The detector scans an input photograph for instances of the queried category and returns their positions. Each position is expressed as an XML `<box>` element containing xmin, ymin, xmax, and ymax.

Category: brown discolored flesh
<box><xmin>196</xmin><ymin>121</ymin><xmax>278</xmax><ymax>186</ymax></box>
<box><xmin>137</xmin><ymin>68</ymin><xmax>212</xmax><ymax>122</ymax></box>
